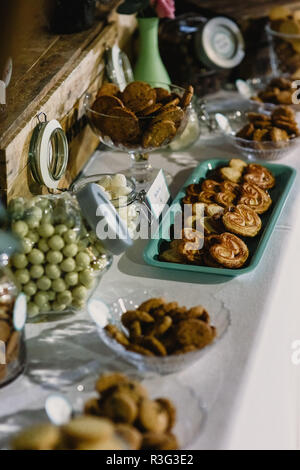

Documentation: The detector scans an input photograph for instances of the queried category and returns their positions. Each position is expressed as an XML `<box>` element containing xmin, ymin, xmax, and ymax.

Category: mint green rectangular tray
<box><xmin>143</xmin><ymin>159</ymin><xmax>296</xmax><ymax>277</ymax></box>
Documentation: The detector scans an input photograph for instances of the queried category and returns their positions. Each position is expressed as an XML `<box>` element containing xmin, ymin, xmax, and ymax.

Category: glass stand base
<box><xmin>124</xmin><ymin>159</ymin><xmax>172</xmax><ymax>191</ymax></box>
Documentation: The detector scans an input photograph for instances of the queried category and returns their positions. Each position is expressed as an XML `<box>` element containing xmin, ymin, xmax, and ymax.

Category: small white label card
<box><xmin>0</xmin><ymin>80</ymin><xmax>6</xmax><ymax>105</ymax></box>
<box><xmin>146</xmin><ymin>169</ymin><xmax>170</xmax><ymax>220</ymax></box>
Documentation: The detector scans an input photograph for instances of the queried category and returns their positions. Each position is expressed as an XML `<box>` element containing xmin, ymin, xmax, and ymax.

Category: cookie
<box><xmin>269</xmin><ymin>127</ymin><xmax>289</xmax><ymax>142</ymax></box>
<box><xmin>115</xmin><ymin>424</ymin><xmax>142</xmax><ymax>450</ymax></box>
<box><xmin>201</xmin><ymin>179</ymin><xmax>220</xmax><ymax>192</ymax></box>
<box><xmin>102</xmin><ymin>391</ymin><xmax>138</xmax><ymax>424</ymax></box>
<box><xmin>95</xmin><ymin>372</ymin><xmax>129</xmax><ymax>394</ymax></box>
<box><xmin>147</xmin><ymin>316</ymin><xmax>173</xmax><ymax>337</ymax></box>
<box><xmin>186</xmin><ymin>306</ymin><xmax>210</xmax><ymax>322</ymax></box>
<box><xmin>153</xmin><ymin>105</ymin><xmax>184</xmax><ymax>128</ymax></box>
<box><xmin>116</xmin><ymin>380</ymin><xmax>148</xmax><ymax>404</ymax></box>
<box><xmin>174</xmin><ymin>318</ymin><xmax>216</xmax><ymax>349</ymax></box>
<box><xmin>215</xmin><ymin>191</ymin><xmax>236</xmax><ymax>207</ymax></box>
<box><xmin>208</xmin><ymin>232</ymin><xmax>249</xmax><ymax>268</ymax></box>
<box><xmin>104</xmin><ymin>324</ymin><xmax>130</xmax><ymax>347</ymax></box>
<box><xmin>219</xmin><ymin>166</ymin><xmax>242</xmax><ymax>183</ymax></box>
<box><xmin>62</xmin><ymin>416</ymin><xmax>114</xmax><ymax>443</ymax></box>
<box><xmin>222</xmin><ymin>204</ymin><xmax>262</xmax><ymax>237</ymax></box>
<box><xmin>155</xmin><ymin>398</ymin><xmax>176</xmax><ymax>431</ymax></box>
<box><xmin>0</xmin><ymin>320</ymin><xmax>11</xmax><ymax>342</ymax></box>
<box><xmin>238</xmin><ymin>182</ymin><xmax>272</xmax><ymax>214</ymax></box>
<box><xmin>180</xmin><ymin>85</ymin><xmax>194</xmax><ymax>108</ymax></box>
<box><xmin>142</xmin><ymin>119</ymin><xmax>176</xmax><ymax>148</ymax></box>
<box><xmin>139</xmin><ymin>336</ymin><xmax>167</xmax><ymax>356</ymax></box>
<box><xmin>205</xmin><ymin>203</ymin><xmax>224</xmax><ymax>217</ymax></box>
<box><xmin>12</xmin><ymin>423</ymin><xmax>61</xmax><ymax>450</ymax></box>
<box><xmin>101</xmin><ymin>106</ymin><xmax>140</xmax><ymax>144</ymax></box>
<box><xmin>96</xmin><ymin>83</ymin><xmax>119</xmax><ymax>98</ymax></box>
<box><xmin>236</xmin><ymin>123</ymin><xmax>254</xmax><ymax>140</ymax></box>
<box><xmin>122</xmin><ymin>81</ymin><xmax>156</xmax><ymax>113</ymax></box>
<box><xmin>122</xmin><ymin>310</ymin><xmax>154</xmax><ymax>328</ymax></box>
<box><xmin>139</xmin><ymin>297</ymin><xmax>166</xmax><ymax>313</ymax></box>
<box><xmin>186</xmin><ymin>183</ymin><xmax>202</xmax><ymax>196</ymax></box>
<box><xmin>92</xmin><ymin>94</ymin><xmax>124</xmax><ymax>116</ymax></box>
<box><xmin>198</xmin><ymin>190</ymin><xmax>216</xmax><ymax>204</ymax></box>
<box><xmin>84</xmin><ymin>398</ymin><xmax>101</xmax><ymax>416</ymax></box>
<box><xmin>243</xmin><ymin>164</ymin><xmax>275</xmax><ymax>189</ymax></box>
<box><xmin>138</xmin><ymin>102</ymin><xmax>162</xmax><ymax>117</ymax></box>
<box><xmin>142</xmin><ymin>432</ymin><xmax>178</xmax><ymax>450</ymax></box>
<box><xmin>126</xmin><ymin>343</ymin><xmax>155</xmax><ymax>356</ymax></box>
<box><xmin>138</xmin><ymin>398</ymin><xmax>169</xmax><ymax>433</ymax></box>
<box><xmin>128</xmin><ymin>320</ymin><xmax>142</xmax><ymax>339</ymax></box>
<box><xmin>154</xmin><ymin>87</ymin><xmax>171</xmax><ymax>102</ymax></box>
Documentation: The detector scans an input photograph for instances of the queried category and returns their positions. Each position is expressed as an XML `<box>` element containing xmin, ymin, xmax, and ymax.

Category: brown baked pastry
<box><xmin>207</xmin><ymin>232</ymin><xmax>249</xmax><ymax>268</ymax></box>
<box><xmin>198</xmin><ymin>190</ymin><xmax>216</xmax><ymax>204</ymax></box>
<box><xmin>215</xmin><ymin>191</ymin><xmax>236</xmax><ymax>207</ymax></box>
<box><xmin>238</xmin><ymin>182</ymin><xmax>272</xmax><ymax>214</ymax></box>
<box><xmin>222</xmin><ymin>204</ymin><xmax>262</xmax><ymax>237</ymax></box>
<box><xmin>153</xmin><ymin>105</ymin><xmax>185</xmax><ymax>128</ymax></box>
<box><xmin>100</xmin><ymin>106</ymin><xmax>140</xmax><ymax>144</ymax></box>
<box><xmin>96</xmin><ymin>83</ymin><xmax>119</xmax><ymax>98</ymax></box>
<box><xmin>142</xmin><ymin>119</ymin><xmax>176</xmax><ymax>148</ymax></box>
<box><xmin>186</xmin><ymin>183</ymin><xmax>202</xmax><ymax>196</ymax></box>
<box><xmin>173</xmin><ymin>318</ymin><xmax>216</xmax><ymax>349</ymax></box>
<box><xmin>180</xmin><ymin>85</ymin><xmax>194</xmax><ymax>109</ymax></box>
<box><xmin>243</xmin><ymin>164</ymin><xmax>275</xmax><ymax>189</ymax></box>
<box><xmin>201</xmin><ymin>179</ymin><xmax>221</xmax><ymax>192</ymax></box>
<box><xmin>122</xmin><ymin>81</ymin><xmax>156</xmax><ymax>113</ymax></box>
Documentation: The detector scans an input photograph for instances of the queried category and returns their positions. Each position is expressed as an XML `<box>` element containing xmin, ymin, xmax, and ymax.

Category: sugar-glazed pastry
<box><xmin>243</xmin><ymin>164</ymin><xmax>275</xmax><ymax>189</ymax></box>
<box><xmin>201</xmin><ymin>179</ymin><xmax>220</xmax><ymax>192</ymax></box>
<box><xmin>207</xmin><ymin>232</ymin><xmax>249</xmax><ymax>268</ymax></box>
<box><xmin>177</xmin><ymin>228</ymin><xmax>204</xmax><ymax>257</ymax></box>
<box><xmin>222</xmin><ymin>204</ymin><xmax>262</xmax><ymax>237</ymax></box>
<box><xmin>186</xmin><ymin>183</ymin><xmax>202</xmax><ymax>196</ymax></box>
<box><xmin>238</xmin><ymin>182</ymin><xmax>272</xmax><ymax>214</ymax></box>
<box><xmin>215</xmin><ymin>191</ymin><xmax>236</xmax><ymax>207</ymax></box>
<box><xmin>219</xmin><ymin>181</ymin><xmax>240</xmax><ymax>194</ymax></box>
<box><xmin>198</xmin><ymin>191</ymin><xmax>216</xmax><ymax>204</ymax></box>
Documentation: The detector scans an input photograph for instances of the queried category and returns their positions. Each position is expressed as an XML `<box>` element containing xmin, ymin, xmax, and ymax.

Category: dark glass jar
<box><xmin>159</xmin><ymin>13</ymin><xmax>245</xmax><ymax>97</ymax></box>
<box><xmin>46</xmin><ymin>0</ymin><xmax>96</xmax><ymax>34</ymax></box>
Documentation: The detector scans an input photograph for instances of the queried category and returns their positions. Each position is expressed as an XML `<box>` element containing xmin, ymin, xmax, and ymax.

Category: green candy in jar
<box><xmin>52</xmin><ymin>278</ymin><xmax>66</xmax><ymax>293</ymax></box>
<box><xmin>23</xmin><ymin>281</ymin><xmax>37</xmax><ymax>297</ymax></box>
<box><xmin>46</xmin><ymin>290</ymin><xmax>56</xmax><ymax>301</ymax></box>
<box><xmin>27</xmin><ymin>302</ymin><xmax>40</xmax><ymax>318</ymax></box>
<box><xmin>79</xmin><ymin>269</ymin><xmax>95</xmax><ymax>289</ymax></box>
<box><xmin>60</xmin><ymin>258</ymin><xmax>76</xmax><ymax>273</ymax></box>
<box><xmin>37</xmin><ymin>276</ymin><xmax>52</xmax><ymax>291</ymax></box>
<box><xmin>12</xmin><ymin>220</ymin><xmax>28</xmax><ymax>238</ymax></box>
<box><xmin>30</xmin><ymin>265</ymin><xmax>44</xmax><ymax>279</ymax></box>
<box><xmin>45</xmin><ymin>264</ymin><xmax>61</xmax><ymax>280</ymax></box>
<box><xmin>14</xmin><ymin>268</ymin><xmax>30</xmax><ymax>284</ymax></box>
<box><xmin>46</xmin><ymin>250</ymin><xmax>63</xmax><ymax>264</ymax></box>
<box><xmin>38</xmin><ymin>224</ymin><xmax>55</xmax><ymax>238</ymax></box>
<box><xmin>22</xmin><ymin>238</ymin><xmax>34</xmax><ymax>254</ymax></box>
<box><xmin>52</xmin><ymin>301</ymin><xmax>66</xmax><ymax>312</ymax></box>
<box><xmin>28</xmin><ymin>249</ymin><xmax>45</xmax><ymax>265</ymax></box>
<box><xmin>48</xmin><ymin>235</ymin><xmax>64</xmax><ymax>251</ymax></box>
<box><xmin>27</xmin><ymin>231</ymin><xmax>40</xmax><ymax>244</ymax></box>
<box><xmin>75</xmin><ymin>252</ymin><xmax>90</xmax><ymax>270</ymax></box>
<box><xmin>38</xmin><ymin>239</ymin><xmax>49</xmax><ymax>253</ymax></box>
<box><xmin>63</xmin><ymin>243</ymin><xmax>78</xmax><ymax>258</ymax></box>
<box><xmin>72</xmin><ymin>285</ymin><xmax>87</xmax><ymax>301</ymax></box>
<box><xmin>8</xmin><ymin>197</ymin><xmax>25</xmax><ymax>219</ymax></box>
<box><xmin>55</xmin><ymin>224</ymin><xmax>68</xmax><ymax>236</ymax></box>
<box><xmin>57</xmin><ymin>290</ymin><xmax>72</xmax><ymax>306</ymax></box>
<box><xmin>63</xmin><ymin>229</ymin><xmax>78</xmax><ymax>244</ymax></box>
<box><xmin>11</xmin><ymin>253</ymin><xmax>28</xmax><ymax>269</ymax></box>
<box><xmin>65</xmin><ymin>271</ymin><xmax>78</xmax><ymax>287</ymax></box>
<box><xmin>34</xmin><ymin>291</ymin><xmax>49</xmax><ymax>308</ymax></box>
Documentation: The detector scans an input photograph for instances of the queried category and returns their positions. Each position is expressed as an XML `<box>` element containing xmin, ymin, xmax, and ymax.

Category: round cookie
<box><xmin>122</xmin><ymin>81</ymin><xmax>157</xmax><ymax>113</ymax></box>
<box><xmin>61</xmin><ymin>416</ymin><xmax>114</xmax><ymax>443</ymax></box>
<box><xmin>102</xmin><ymin>391</ymin><xmax>138</xmax><ymax>424</ymax></box>
<box><xmin>115</xmin><ymin>423</ymin><xmax>142</xmax><ymax>450</ymax></box>
<box><xmin>101</xmin><ymin>106</ymin><xmax>140</xmax><ymax>144</ymax></box>
<box><xmin>174</xmin><ymin>318</ymin><xmax>216</xmax><ymax>349</ymax></box>
<box><xmin>142</xmin><ymin>119</ymin><xmax>177</xmax><ymax>148</ymax></box>
<box><xmin>138</xmin><ymin>398</ymin><xmax>169</xmax><ymax>433</ymax></box>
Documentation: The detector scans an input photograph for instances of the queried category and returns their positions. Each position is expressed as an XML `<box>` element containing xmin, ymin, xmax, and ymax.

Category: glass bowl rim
<box><xmin>266</xmin><ymin>23</ymin><xmax>300</xmax><ymax>40</ymax></box>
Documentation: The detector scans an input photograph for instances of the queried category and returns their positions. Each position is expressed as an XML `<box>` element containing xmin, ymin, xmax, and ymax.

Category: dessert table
<box><xmin>0</xmin><ymin>95</ymin><xmax>300</xmax><ymax>450</ymax></box>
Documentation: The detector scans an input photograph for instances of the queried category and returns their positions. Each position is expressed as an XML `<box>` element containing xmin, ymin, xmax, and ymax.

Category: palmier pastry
<box><xmin>201</xmin><ymin>179</ymin><xmax>220</xmax><ymax>192</ymax></box>
<box><xmin>243</xmin><ymin>164</ymin><xmax>275</xmax><ymax>189</ymax></box>
<box><xmin>186</xmin><ymin>183</ymin><xmax>202</xmax><ymax>196</ymax></box>
<box><xmin>159</xmin><ymin>249</ymin><xmax>186</xmax><ymax>264</ymax></box>
<box><xmin>177</xmin><ymin>228</ymin><xmax>204</xmax><ymax>256</ymax></box>
<box><xmin>215</xmin><ymin>191</ymin><xmax>236</xmax><ymax>208</ymax></box>
<box><xmin>222</xmin><ymin>204</ymin><xmax>262</xmax><ymax>237</ymax></box>
<box><xmin>205</xmin><ymin>204</ymin><xmax>224</xmax><ymax>217</ymax></box>
<box><xmin>207</xmin><ymin>232</ymin><xmax>249</xmax><ymax>268</ymax></box>
<box><xmin>238</xmin><ymin>182</ymin><xmax>272</xmax><ymax>214</ymax></box>
<box><xmin>198</xmin><ymin>191</ymin><xmax>216</xmax><ymax>204</ymax></box>
<box><xmin>219</xmin><ymin>181</ymin><xmax>240</xmax><ymax>194</ymax></box>
<box><xmin>182</xmin><ymin>194</ymin><xmax>199</xmax><ymax>205</ymax></box>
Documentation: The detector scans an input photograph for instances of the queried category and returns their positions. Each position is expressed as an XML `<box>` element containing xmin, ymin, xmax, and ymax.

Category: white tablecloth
<box><xmin>1</xmin><ymin>115</ymin><xmax>300</xmax><ymax>450</ymax></box>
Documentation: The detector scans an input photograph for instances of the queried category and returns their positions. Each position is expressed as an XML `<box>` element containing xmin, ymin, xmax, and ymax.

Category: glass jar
<box><xmin>0</xmin><ymin>254</ymin><xmax>26</xmax><ymax>387</ymax></box>
<box><xmin>266</xmin><ymin>23</ymin><xmax>300</xmax><ymax>78</ymax></box>
<box><xmin>71</xmin><ymin>174</ymin><xmax>143</xmax><ymax>240</ymax></box>
<box><xmin>7</xmin><ymin>192</ymin><xmax>112</xmax><ymax>322</ymax></box>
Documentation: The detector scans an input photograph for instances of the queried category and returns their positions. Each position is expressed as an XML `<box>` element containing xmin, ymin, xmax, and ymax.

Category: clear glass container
<box><xmin>266</xmin><ymin>23</ymin><xmax>300</xmax><ymax>78</ymax></box>
<box><xmin>71</xmin><ymin>174</ymin><xmax>144</xmax><ymax>240</ymax></box>
<box><xmin>0</xmin><ymin>256</ymin><xmax>26</xmax><ymax>387</ymax></box>
<box><xmin>7</xmin><ymin>192</ymin><xmax>113</xmax><ymax>322</ymax></box>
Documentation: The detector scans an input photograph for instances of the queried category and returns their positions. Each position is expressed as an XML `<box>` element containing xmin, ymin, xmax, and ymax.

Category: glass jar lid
<box><xmin>195</xmin><ymin>17</ymin><xmax>245</xmax><ymax>70</ymax></box>
<box><xmin>29</xmin><ymin>113</ymin><xmax>69</xmax><ymax>190</ymax></box>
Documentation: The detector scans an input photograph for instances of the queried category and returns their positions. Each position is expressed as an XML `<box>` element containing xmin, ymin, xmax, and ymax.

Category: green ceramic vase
<box><xmin>134</xmin><ymin>17</ymin><xmax>171</xmax><ymax>86</ymax></box>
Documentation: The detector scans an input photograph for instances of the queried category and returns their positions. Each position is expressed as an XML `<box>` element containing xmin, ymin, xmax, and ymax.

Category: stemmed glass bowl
<box><xmin>84</xmin><ymin>82</ymin><xmax>192</xmax><ymax>189</ymax></box>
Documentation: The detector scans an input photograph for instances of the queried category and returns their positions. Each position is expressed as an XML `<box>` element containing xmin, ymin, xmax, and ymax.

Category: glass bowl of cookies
<box><xmin>88</xmin><ymin>285</ymin><xmax>230</xmax><ymax>375</ymax></box>
<box><xmin>216</xmin><ymin>104</ymin><xmax>300</xmax><ymax>161</ymax></box>
<box><xmin>84</xmin><ymin>81</ymin><xmax>193</xmax><ymax>189</ymax></box>
<box><xmin>237</xmin><ymin>75</ymin><xmax>300</xmax><ymax>112</ymax></box>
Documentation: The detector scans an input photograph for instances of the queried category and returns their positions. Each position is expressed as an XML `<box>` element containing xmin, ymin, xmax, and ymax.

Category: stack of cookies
<box><xmin>236</xmin><ymin>106</ymin><xmax>300</xmax><ymax>144</ymax></box>
<box><xmin>104</xmin><ymin>297</ymin><xmax>216</xmax><ymax>357</ymax></box>
<box><xmin>84</xmin><ymin>372</ymin><xmax>179</xmax><ymax>450</ymax></box>
<box><xmin>160</xmin><ymin>159</ymin><xmax>276</xmax><ymax>269</ymax></box>
<box><xmin>252</xmin><ymin>77</ymin><xmax>296</xmax><ymax>106</ymax></box>
<box><xmin>90</xmin><ymin>81</ymin><xmax>193</xmax><ymax>148</ymax></box>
